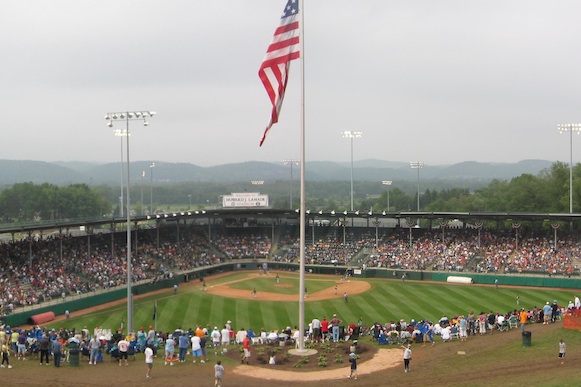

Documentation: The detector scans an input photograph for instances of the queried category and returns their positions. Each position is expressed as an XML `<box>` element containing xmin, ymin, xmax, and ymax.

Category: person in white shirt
<box><xmin>211</xmin><ymin>327</ymin><xmax>221</xmax><ymax>355</ymax></box>
<box><xmin>220</xmin><ymin>326</ymin><xmax>230</xmax><ymax>354</ymax></box>
<box><xmin>267</xmin><ymin>331</ymin><xmax>279</xmax><ymax>344</ymax></box>
<box><xmin>117</xmin><ymin>338</ymin><xmax>129</xmax><ymax>366</ymax></box>
<box><xmin>144</xmin><ymin>345</ymin><xmax>154</xmax><ymax>379</ymax></box>
<box><xmin>311</xmin><ymin>317</ymin><xmax>321</xmax><ymax>342</ymax></box>
<box><xmin>190</xmin><ymin>335</ymin><xmax>202</xmax><ymax>363</ymax></box>
<box><xmin>235</xmin><ymin>328</ymin><xmax>247</xmax><ymax>345</ymax></box>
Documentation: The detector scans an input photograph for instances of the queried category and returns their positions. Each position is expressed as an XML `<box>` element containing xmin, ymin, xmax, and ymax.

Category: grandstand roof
<box><xmin>0</xmin><ymin>209</ymin><xmax>580</xmax><ymax>237</ymax></box>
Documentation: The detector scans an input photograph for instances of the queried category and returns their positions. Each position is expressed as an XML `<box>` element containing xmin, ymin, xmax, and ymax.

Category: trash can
<box><xmin>68</xmin><ymin>342</ymin><xmax>80</xmax><ymax>367</ymax></box>
<box><xmin>522</xmin><ymin>331</ymin><xmax>532</xmax><ymax>347</ymax></box>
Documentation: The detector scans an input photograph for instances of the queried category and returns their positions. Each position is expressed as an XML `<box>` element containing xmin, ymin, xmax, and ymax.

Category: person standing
<box><xmin>559</xmin><ymin>339</ymin><xmax>566</xmax><ymax>365</ymax></box>
<box><xmin>200</xmin><ymin>333</ymin><xmax>208</xmax><ymax>363</ymax></box>
<box><xmin>402</xmin><ymin>344</ymin><xmax>412</xmax><ymax>373</ymax></box>
<box><xmin>519</xmin><ymin>308</ymin><xmax>528</xmax><ymax>332</ymax></box>
<box><xmin>459</xmin><ymin>315</ymin><xmax>468</xmax><ymax>342</ymax></box>
<box><xmin>39</xmin><ymin>335</ymin><xmax>50</xmax><ymax>366</ymax></box>
<box><xmin>164</xmin><ymin>335</ymin><xmax>175</xmax><ymax>366</ymax></box>
<box><xmin>251</xmin><ymin>288</ymin><xmax>257</xmax><ymax>298</ymax></box>
<box><xmin>146</xmin><ymin>325</ymin><xmax>156</xmax><ymax>347</ymax></box>
<box><xmin>334</xmin><ymin>285</ymin><xmax>338</xmax><ymax>295</ymax></box>
<box><xmin>117</xmin><ymin>337</ymin><xmax>130</xmax><ymax>366</ymax></box>
<box><xmin>221</xmin><ymin>325</ymin><xmax>231</xmax><ymax>354</ymax></box>
<box><xmin>16</xmin><ymin>330</ymin><xmax>27</xmax><ymax>361</ymax></box>
<box><xmin>178</xmin><ymin>332</ymin><xmax>189</xmax><ymax>362</ymax></box>
<box><xmin>0</xmin><ymin>342</ymin><xmax>12</xmax><ymax>369</ymax></box>
<box><xmin>276</xmin><ymin>274</ymin><xmax>280</xmax><ymax>284</ymax></box>
<box><xmin>516</xmin><ymin>296</ymin><xmax>520</xmax><ymax>306</ymax></box>
<box><xmin>311</xmin><ymin>317</ymin><xmax>321</xmax><ymax>342</ymax></box>
<box><xmin>494</xmin><ymin>278</ymin><xmax>498</xmax><ymax>289</ymax></box>
<box><xmin>477</xmin><ymin>312</ymin><xmax>487</xmax><ymax>335</ymax></box>
<box><xmin>191</xmin><ymin>334</ymin><xmax>202</xmax><ymax>363</ymax></box>
<box><xmin>347</xmin><ymin>352</ymin><xmax>358</xmax><ymax>380</ymax></box>
<box><xmin>321</xmin><ymin>317</ymin><xmax>329</xmax><ymax>342</ymax></box>
<box><xmin>542</xmin><ymin>302</ymin><xmax>552</xmax><ymax>324</ymax></box>
<box><xmin>423</xmin><ymin>322</ymin><xmax>435</xmax><ymax>347</ymax></box>
<box><xmin>88</xmin><ymin>335</ymin><xmax>100</xmax><ymax>365</ymax></box>
<box><xmin>65</xmin><ymin>310</ymin><xmax>70</xmax><ymax>320</ymax></box>
<box><xmin>51</xmin><ymin>338</ymin><xmax>62</xmax><ymax>367</ymax></box>
<box><xmin>211</xmin><ymin>327</ymin><xmax>221</xmax><ymax>355</ymax></box>
<box><xmin>214</xmin><ymin>359</ymin><xmax>225</xmax><ymax>387</ymax></box>
<box><xmin>551</xmin><ymin>301</ymin><xmax>559</xmax><ymax>323</ymax></box>
<box><xmin>343</xmin><ymin>292</ymin><xmax>348</xmax><ymax>303</ymax></box>
<box><xmin>330</xmin><ymin>314</ymin><xmax>342</xmax><ymax>342</ymax></box>
<box><xmin>241</xmin><ymin>334</ymin><xmax>251</xmax><ymax>365</ymax></box>
<box><xmin>467</xmin><ymin>311</ymin><xmax>476</xmax><ymax>336</ymax></box>
<box><xmin>144</xmin><ymin>344</ymin><xmax>154</xmax><ymax>379</ymax></box>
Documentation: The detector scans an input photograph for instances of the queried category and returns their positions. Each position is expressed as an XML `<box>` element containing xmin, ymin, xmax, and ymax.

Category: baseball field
<box><xmin>2</xmin><ymin>271</ymin><xmax>580</xmax><ymax>386</ymax></box>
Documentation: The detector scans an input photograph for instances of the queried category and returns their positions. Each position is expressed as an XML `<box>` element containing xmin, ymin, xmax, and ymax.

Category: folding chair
<box><xmin>449</xmin><ymin>326</ymin><xmax>460</xmax><ymax>340</ymax></box>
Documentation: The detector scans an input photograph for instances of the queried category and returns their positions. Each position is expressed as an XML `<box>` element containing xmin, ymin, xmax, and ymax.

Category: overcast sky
<box><xmin>3</xmin><ymin>0</ymin><xmax>581</xmax><ymax>167</ymax></box>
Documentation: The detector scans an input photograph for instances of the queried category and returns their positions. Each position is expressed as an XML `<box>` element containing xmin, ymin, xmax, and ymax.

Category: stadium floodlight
<box><xmin>382</xmin><ymin>180</ymin><xmax>392</xmax><ymax>211</ymax></box>
<box><xmin>105</xmin><ymin>110</ymin><xmax>154</xmax><ymax>334</ymax></box>
<box><xmin>341</xmin><ymin>131</ymin><xmax>362</xmax><ymax>211</ymax></box>
<box><xmin>282</xmin><ymin>159</ymin><xmax>299</xmax><ymax>209</ymax></box>
<box><xmin>410</xmin><ymin>162</ymin><xmax>424</xmax><ymax>211</ymax></box>
<box><xmin>557</xmin><ymin>123</ymin><xmax>581</xmax><ymax>220</ymax></box>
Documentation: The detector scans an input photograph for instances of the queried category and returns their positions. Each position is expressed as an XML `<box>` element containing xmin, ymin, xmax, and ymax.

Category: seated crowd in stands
<box><xmin>2</xmin><ymin>225</ymin><xmax>581</xmax><ymax>314</ymax></box>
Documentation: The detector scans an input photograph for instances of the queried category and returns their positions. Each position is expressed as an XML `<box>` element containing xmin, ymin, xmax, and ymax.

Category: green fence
<box><xmin>430</xmin><ymin>272</ymin><xmax>581</xmax><ymax>289</ymax></box>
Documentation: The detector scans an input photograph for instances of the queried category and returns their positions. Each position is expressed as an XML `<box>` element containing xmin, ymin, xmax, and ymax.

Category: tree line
<box><xmin>0</xmin><ymin>162</ymin><xmax>577</xmax><ymax>223</ymax></box>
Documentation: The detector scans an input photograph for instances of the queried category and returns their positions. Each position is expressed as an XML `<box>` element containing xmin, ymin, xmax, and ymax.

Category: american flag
<box><xmin>258</xmin><ymin>0</ymin><xmax>300</xmax><ymax>146</ymax></box>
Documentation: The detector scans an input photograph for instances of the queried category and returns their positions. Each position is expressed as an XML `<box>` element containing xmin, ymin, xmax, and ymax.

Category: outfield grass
<box><xmin>10</xmin><ymin>272</ymin><xmax>581</xmax><ymax>386</ymax></box>
<box><xmin>61</xmin><ymin>272</ymin><xmax>576</xmax><ymax>336</ymax></box>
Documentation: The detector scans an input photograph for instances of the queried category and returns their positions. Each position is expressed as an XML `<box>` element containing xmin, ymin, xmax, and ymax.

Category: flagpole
<box><xmin>297</xmin><ymin>0</ymin><xmax>306</xmax><ymax>352</ymax></box>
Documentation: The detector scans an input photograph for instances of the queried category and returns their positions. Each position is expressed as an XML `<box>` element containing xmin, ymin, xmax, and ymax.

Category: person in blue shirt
<box><xmin>178</xmin><ymin>331</ymin><xmax>190</xmax><ymax>362</ymax></box>
<box><xmin>164</xmin><ymin>335</ymin><xmax>175</xmax><ymax>366</ymax></box>
<box><xmin>542</xmin><ymin>302</ymin><xmax>552</xmax><ymax>324</ymax></box>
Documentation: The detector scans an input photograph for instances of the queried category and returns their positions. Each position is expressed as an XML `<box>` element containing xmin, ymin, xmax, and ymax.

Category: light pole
<box><xmin>140</xmin><ymin>171</ymin><xmax>145</xmax><ymax>216</ymax></box>
<box><xmin>282</xmin><ymin>159</ymin><xmax>299</xmax><ymax>209</ymax></box>
<box><xmin>105</xmin><ymin>110</ymin><xmax>155</xmax><ymax>334</ymax></box>
<box><xmin>188</xmin><ymin>194</ymin><xmax>192</xmax><ymax>210</ymax></box>
<box><xmin>557</xmin><ymin>123</ymin><xmax>581</xmax><ymax>218</ymax></box>
<box><xmin>342</xmin><ymin>131</ymin><xmax>362</xmax><ymax>211</ymax></box>
<box><xmin>150</xmin><ymin>162</ymin><xmax>155</xmax><ymax>215</ymax></box>
<box><xmin>382</xmin><ymin>180</ymin><xmax>392</xmax><ymax>211</ymax></box>
<box><xmin>410</xmin><ymin>162</ymin><xmax>424</xmax><ymax>211</ymax></box>
<box><xmin>114</xmin><ymin>129</ymin><xmax>128</xmax><ymax>217</ymax></box>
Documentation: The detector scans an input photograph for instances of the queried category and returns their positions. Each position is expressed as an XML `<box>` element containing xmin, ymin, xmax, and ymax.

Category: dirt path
<box><xmin>232</xmin><ymin>348</ymin><xmax>401</xmax><ymax>381</ymax></box>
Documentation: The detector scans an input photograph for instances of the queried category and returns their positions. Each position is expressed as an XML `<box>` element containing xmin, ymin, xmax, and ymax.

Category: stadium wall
<box><xmin>430</xmin><ymin>272</ymin><xmax>581</xmax><ymax>288</ymax></box>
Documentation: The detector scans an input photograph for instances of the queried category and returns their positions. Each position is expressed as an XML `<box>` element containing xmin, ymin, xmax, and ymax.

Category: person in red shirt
<box><xmin>241</xmin><ymin>335</ymin><xmax>251</xmax><ymax>365</ymax></box>
<box><xmin>321</xmin><ymin>317</ymin><xmax>329</xmax><ymax>342</ymax></box>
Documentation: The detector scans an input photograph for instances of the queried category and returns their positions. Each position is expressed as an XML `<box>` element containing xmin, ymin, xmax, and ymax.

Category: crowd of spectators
<box><xmin>2</xmin><ymin>224</ymin><xmax>581</xmax><ymax>315</ymax></box>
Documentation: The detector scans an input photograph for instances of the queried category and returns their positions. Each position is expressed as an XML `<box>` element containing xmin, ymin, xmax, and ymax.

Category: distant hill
<box><xmin>0</xmin><ymin>159</ymin><xmax>554</xmax><ymax>187</ymax></box>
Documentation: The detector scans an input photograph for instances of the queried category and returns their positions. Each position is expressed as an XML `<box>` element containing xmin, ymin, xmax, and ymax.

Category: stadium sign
<box><xmin>222</xmin><ymin>192</ymin><xmax>269</xmax><ymax>208</ymax></box>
